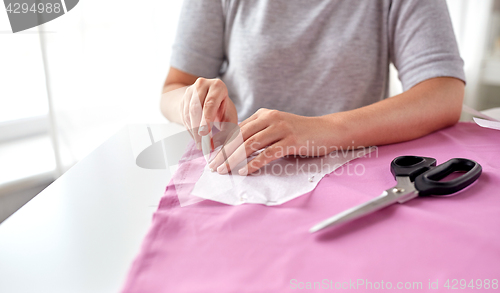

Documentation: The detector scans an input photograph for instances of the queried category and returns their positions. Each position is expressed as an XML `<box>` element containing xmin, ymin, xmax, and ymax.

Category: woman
<box><xmin>160</xmin><ymin>0</ymin><xmax>465</xmax><ymax>175</ymax></box>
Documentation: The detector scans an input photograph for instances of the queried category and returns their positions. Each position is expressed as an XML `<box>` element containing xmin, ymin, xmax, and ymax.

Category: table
<box><xmin>0</xmin><ymin>123</ymin><xmax>184</xmax><ymax>293</ymax></box>
<box><xmin>1</xmin><ymin>122</ymin><xmax>499</xmax><ymax>293</ymax></box>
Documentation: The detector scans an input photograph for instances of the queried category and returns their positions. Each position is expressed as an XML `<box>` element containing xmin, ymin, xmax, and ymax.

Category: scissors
<box><xmin>309</xmin><ymin>156</ymin><xmax>482</xmax><ymax>233</ymax></box>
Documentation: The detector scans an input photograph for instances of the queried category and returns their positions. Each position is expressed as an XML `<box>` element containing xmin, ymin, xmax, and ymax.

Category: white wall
<box><xmin>41</xmin><ymin>0</ymin><xmax>183</xmax><ymax>170</ymax></box>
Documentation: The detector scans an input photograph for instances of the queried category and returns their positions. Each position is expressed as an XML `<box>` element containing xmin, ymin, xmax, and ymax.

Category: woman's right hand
<box><xmin>180</xmin><ymin>78</ymin><xmax>238</xmax><ymax>149</ymax></box>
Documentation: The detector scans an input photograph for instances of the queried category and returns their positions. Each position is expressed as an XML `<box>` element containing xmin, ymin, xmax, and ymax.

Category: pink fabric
<box><xmin>122</xmin><ymin>123</ymin><xmax>500</xmax><ymax>292</ymax></box>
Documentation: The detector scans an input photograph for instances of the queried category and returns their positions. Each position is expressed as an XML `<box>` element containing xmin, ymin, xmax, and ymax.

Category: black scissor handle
<box><xmin>414</xmin><ymin>158</ymin><xmax>482</xmax><ymax>196</ymax></box>
<box><xmin>390</xmin><ymin>156</ymin><xmax>437</xmax><ymax>181</ymax></box>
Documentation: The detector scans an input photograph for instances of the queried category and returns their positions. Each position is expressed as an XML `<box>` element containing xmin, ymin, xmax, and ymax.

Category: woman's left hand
<box><xmin>208</xmin><ymin>108</ymin><xmax>341</xmax><ymax>175</ymax></box>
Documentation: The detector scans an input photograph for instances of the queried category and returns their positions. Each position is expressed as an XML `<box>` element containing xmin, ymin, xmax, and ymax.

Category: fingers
<box><xmin>208</xmin><ymin>118</ymin><xmax>267</xmax><ymax>171</ymax></box>
<box><xmin>181</xmin><ymin>79</ymin><xmax>214</xmax><ymax>150</ymax></box>
<box><xmin>239</xmin><ymin>141</ymin><xmax>288</xmax><ymax>175</ymax></box>
<box><xmin>215</xmin><ymin>129</ymin><xmax>280</xmax><ymax>174</ymax></box>
<box><xmin>208</xmin><ymin>129</ymin><xmax>245</xmax><ymax>171</ymax></box>
<box><xmin>202</xmin><ymin>108</ymin><xmax>300</xmax><ymax>175</ymax></box>
<box><xmin>199</xmin><ymin>79</ymin><xmax>226</xmax><ymax>136</ymax></box>
<box><xmin>189</xmin><ymin>86</ymin><xmax>205</xmax><ymax>149</ymax></box>
<box><xmin>209</xmin><ymin>117</ymin><xmax>285</xmax><ymax>174</ymax></box>
<box><xmin>211</xmin><ymin>123</ymin><xmax>238</xmax><ymax>149</ymax></box>
<box><xmin>237</xmin><ymin>109</ymin><xmax>262</xmax><ymax>129</ymax></box>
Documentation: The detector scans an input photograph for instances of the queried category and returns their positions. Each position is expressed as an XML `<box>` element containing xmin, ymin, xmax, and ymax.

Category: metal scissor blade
<box><xmin>309</xmin><ymin>185</ymin><xmax>418</xmax><ymax>233</ymax></box>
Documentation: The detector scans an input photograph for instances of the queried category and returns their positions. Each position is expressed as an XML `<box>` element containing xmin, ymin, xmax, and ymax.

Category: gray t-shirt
<box><xmin>170</xmin><ymin>0</ymin><xmax>465</xmax><ymax>120</ymax></box>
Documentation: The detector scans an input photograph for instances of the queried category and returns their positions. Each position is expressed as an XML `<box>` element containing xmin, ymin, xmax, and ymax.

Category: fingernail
<box><xmin>238</xmin><ymin>168</ymin><xmax>247</xmax><ymax>176</ymax></box>
<box><xmin>210</xmin><ymin>168</ymin><xmax>215</xmax><ymax>172</ymax></box>
<box><xmin>198</xmin><ymin>125</ymin><xmax>207</xmax><ymax>135</ymax></box>
<box><xmin>196</xmin><ymin>142</ymin><xmax>201</xmax><ymax>150</ymax></box>
<box><xmin>217</xmin><ymin>164</ymin><xmax>227</xmax><ymax>174</ymax></box>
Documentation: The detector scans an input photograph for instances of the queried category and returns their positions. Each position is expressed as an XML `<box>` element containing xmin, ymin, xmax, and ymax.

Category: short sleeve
<box><xmin>170</xmin><ymin>0</ymin><xmax>225</xmax><ymax>78</ymax></box>
<box><xmin>389</xmin><ymin>0</ymin><xmax>466</xmax><ymax>91</ymax></box>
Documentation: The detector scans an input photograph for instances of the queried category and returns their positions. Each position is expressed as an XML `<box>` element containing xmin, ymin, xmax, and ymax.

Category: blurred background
<box><xmin>1</xmin><ymin>0</ymin><xmax>499</xmax><ymax>222</ymax></box>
